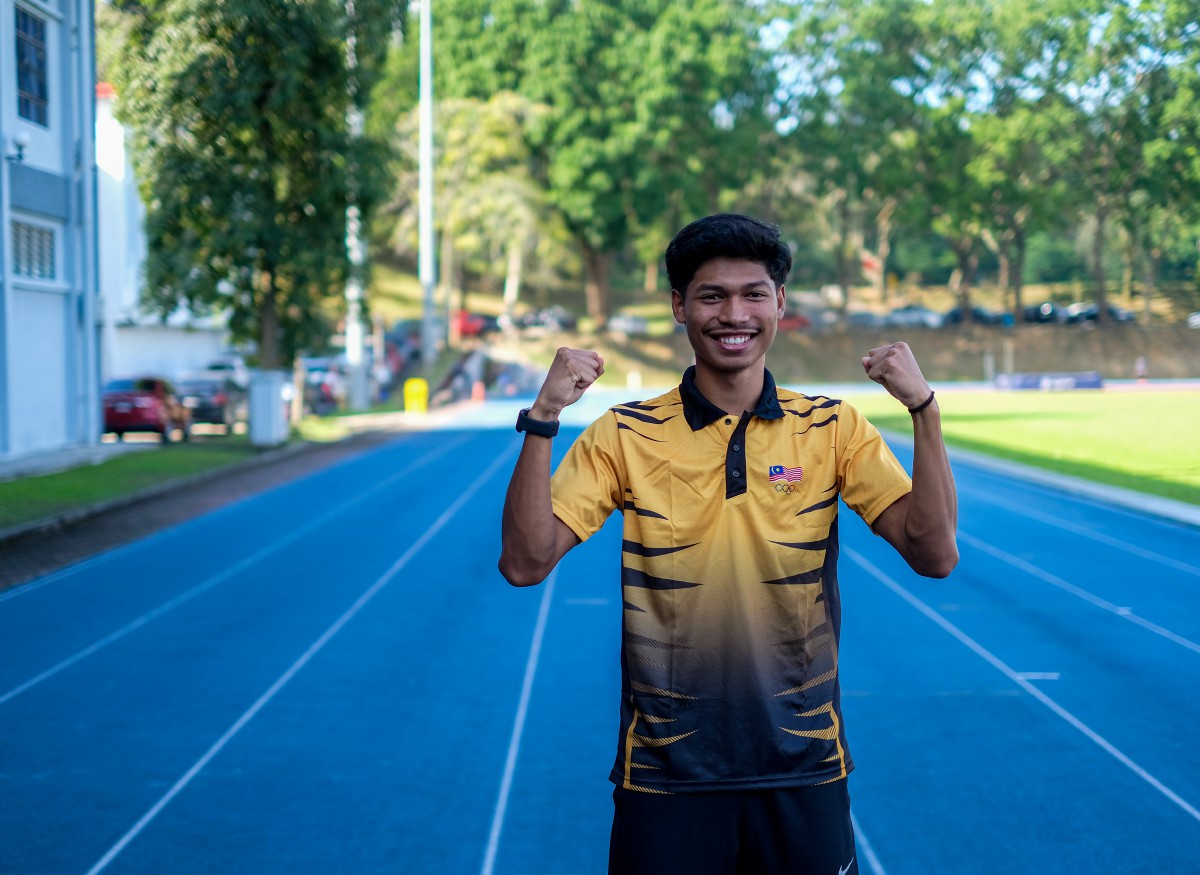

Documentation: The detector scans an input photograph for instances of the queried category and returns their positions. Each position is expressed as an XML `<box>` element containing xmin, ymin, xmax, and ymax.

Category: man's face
<box><xmin>672</xmin><ymin>257</ymin><xmax>785</xmax><ymax>376</ymax></box>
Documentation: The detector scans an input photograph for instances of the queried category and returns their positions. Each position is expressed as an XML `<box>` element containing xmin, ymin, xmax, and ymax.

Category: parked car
<box><xmin>1023</xmin><ymin>301</ymin><xmax>1064</xmax><ymax>323</ymax></box>
<box><xmin>943</xmin><ymin>305</ymin><xmax>1011</xmax><ymax>326</ymax></box>
<box><xmin>777</xmin><ymin>310</ymin><xmax>812</xmax><ymax>332</ymax></box>
<box><xmin>300</xmin><ymin>357</ymin><xmax>344</xmax><ymax>415</ymax></box>
<box><xmin>845</xmin><ymin>310</ymin><xmax>885</xmax><ymax>330</ymax></box>
<box><xmin>454</xmin><ymin>309</ymin><xmax>499</xmax><ymax>338</ymax></box>
<box><xmin>607</xmin><ymin>310</ymin><xmax>652</xmax><ymax>337</ymax></box>
<box><xmin>518</xmin><ymin>305</ymin><xmax>578</xmax><ymax>333</ymax></box>
<box><xmin>1064</xmin><ymin>302</ymin><xmax>1136</xmax><ymax>324</ymax></box>
<box><xmin>175</xmin><ymin>373</ymin><xmax>247</xmax><ymax>431</ymax></box>
<box><xmin>204</xmin><ymin>353</ymin><xmax>250</xmax><ymax>388</ymax></box>
<box><xmin>103</xmin><ymin>376</ymin><xmax>191</xmax><ymax>442</ymax></box>
<box><xmin>884</xmin><ymin>304</ymin><xmax>945</xmax><ymax>329</ymax></box>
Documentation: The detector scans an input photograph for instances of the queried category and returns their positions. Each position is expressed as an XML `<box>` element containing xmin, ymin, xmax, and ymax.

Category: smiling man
<box><xmin>499</xmin><ymin>213</ymin><xmax>958</xmax><ymax>875</ymax></box>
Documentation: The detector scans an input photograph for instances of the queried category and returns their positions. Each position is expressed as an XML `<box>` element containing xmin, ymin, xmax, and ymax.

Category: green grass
<box><xmin>0</xmin><ymin>438</ymin><xmax>262</xmax><ymax>530</ymax></box>
<box><xmin>839</xmin><ymin>388</ymin><xmax>1200</xmax><ymax>506</ymax></box>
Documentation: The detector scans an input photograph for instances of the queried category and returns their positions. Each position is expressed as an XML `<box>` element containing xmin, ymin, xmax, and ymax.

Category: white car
<box><xmin>1188</xmin><ymin>311</ymin><xmax>1200</xmax><ymax>329</ymax></box>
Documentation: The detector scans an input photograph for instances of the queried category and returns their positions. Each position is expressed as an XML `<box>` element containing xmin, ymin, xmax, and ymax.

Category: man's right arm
<box><xmin>498</xmin><ymin>348</ymin><xmax>604</xmax><ymax>587</ymax></box>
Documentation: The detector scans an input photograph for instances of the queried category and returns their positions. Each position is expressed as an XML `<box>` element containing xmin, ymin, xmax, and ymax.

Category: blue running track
<box><xmin>1</xmin><ymin>390</ymin><xmax>1198</xmax><ymax>874</ymax></box>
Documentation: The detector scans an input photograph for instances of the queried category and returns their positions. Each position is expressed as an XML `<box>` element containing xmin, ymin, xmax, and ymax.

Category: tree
<box><xmin>111</xmin><ymin>0</ymin><xmax>402</xmax><ymax>367</ymax></box>
<box><xmin>778</xmin><ymin>0</ymin><xmax>939</xmax><ymax>309</ymax></box>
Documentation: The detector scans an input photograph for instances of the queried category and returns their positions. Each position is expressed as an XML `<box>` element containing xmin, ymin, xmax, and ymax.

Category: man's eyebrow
<box><xmin>692</xmin><ymin>280</ymin><xmax>774</xmax><ymax>292</ymax></box>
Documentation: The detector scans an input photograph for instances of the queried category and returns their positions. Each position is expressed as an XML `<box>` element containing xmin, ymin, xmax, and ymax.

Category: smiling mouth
<box><xmin>712</xmin><ymin>333</ymin><xmax>755</xmax><ymax>349</ymax></box>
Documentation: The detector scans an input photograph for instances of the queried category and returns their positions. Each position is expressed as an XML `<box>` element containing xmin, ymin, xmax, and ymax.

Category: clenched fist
<box><xmin>529</xmin><ymin>347</ymin><xmax>605</xmax><ymax>420</ymax></box>
<box><xmin>861</xmin><ymin>342</ymin><xmax>932</xmax><ymax>410</ymax></box>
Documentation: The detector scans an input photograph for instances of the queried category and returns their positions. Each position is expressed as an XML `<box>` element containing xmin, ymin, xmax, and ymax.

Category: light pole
<box><xmin>418</xmin><ymin>0</ymin><xmax>438</xmax><ymax>369</ymax></box>
<box><xmin>343</xmin><ymin>0</ymin><xmax>370</xmax><ymax>410</ymax></box>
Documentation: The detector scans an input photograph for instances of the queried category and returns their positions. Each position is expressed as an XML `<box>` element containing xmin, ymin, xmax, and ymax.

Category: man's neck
<box><xmin>692</xmin><ymin>362</ymin><xmax>766</xmax><ymax>416</ymax></box>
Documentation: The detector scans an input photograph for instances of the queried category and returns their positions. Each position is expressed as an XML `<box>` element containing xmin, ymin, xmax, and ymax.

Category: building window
<box><xmin>12</xmin><ymin>221</ymin><xmax>56</xmax><ymax>280</ymax></box>
<box><xmin>16</xmin><ymin>8</ymin><xmax>49</xmax><ymax>126</ymax></box>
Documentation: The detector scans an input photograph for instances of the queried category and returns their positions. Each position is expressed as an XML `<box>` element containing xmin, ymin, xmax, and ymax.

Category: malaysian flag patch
<box><xmin>769</xmin><ymin>464</ymin><xmax>803</xmax><ymax>483</ymax></box>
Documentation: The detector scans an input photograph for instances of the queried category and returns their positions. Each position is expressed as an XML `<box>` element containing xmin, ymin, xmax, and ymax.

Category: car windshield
<box><xmin>105</xmin><ymin>378</ymin><xmax>157</xmax><ymax>392</ymax></box>
<box><xmin>178</xmin><ymin>380</ymin><xmax>221</xmax><ymax>392</ymax></box>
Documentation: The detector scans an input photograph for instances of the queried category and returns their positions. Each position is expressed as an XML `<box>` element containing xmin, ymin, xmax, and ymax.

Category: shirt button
<box><xmin>725</xmin><ymin>418</ymin><xmax>732</xmax><ymax>425</ymax></box>
<box><xmin>733</xmin><ymin>444</ymin><xmax>741</xmax><ymax>452</ymax></box>
<box><xmin>732</xmin><ymin>470</ymin><xmax>741</xmax><ymax>478</ymax></box>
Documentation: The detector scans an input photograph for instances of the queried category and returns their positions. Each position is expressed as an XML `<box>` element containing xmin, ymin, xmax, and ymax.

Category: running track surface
<box><xmin>2</xmin><ymin>389</ymin><xmax>1198</xmax><ymax>874</ymax></box>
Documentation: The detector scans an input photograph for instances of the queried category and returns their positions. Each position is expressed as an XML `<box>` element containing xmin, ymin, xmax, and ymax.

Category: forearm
<box><xmin>904</xmin><ymin>399</ymin><xmax>959</xmax><ymax>577</ymax></box>
<box><xmin>499</xmin><ymin>431</ymin><xmax>562</xmax><ymax>586</ymax></box>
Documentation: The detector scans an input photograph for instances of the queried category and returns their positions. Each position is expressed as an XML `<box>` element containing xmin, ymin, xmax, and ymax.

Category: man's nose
<box><xmin>719</xmin><ymin>296</ymin><xmax>750</xmax><ymax>324</ymax></box>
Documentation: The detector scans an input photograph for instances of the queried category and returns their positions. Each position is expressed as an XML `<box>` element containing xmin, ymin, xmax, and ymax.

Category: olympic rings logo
<box><xmin>774</xmin><ymin>483</ymin><xmax>796</xmax><ymax>494</ymax></box>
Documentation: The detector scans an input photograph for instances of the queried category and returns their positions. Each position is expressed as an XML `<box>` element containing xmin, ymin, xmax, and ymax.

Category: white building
<box><xmin>95</xmin><ymin>82</ymin><xmax>226</xmax><ymax>381</ymax></box>
<box><xmin>0</xmin><ymin>0</ymin><xmax>101</xmax><ymax>459</ymax></box>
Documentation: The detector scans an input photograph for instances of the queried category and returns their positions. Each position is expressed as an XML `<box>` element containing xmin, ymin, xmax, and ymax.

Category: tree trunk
<box><xmin>1092</xmin><ymin>208</ymin><xmax>1108</xmax><ymax>324</ymax></box>
<box><xmin>644</xmin><ymin>259</ymin><xmax>659</xmax><ymax>294</ymax></box>
<box><xmin>503</xmin><ymin>240</ymin><xmax>523</xmax><ymax>321</ymax></box>
<box><xmin>1143</xmin><ymin>246</ymin><xmax>1161</xmax><ymax>324</ymax></box>
<box><xmin>1011</xmin><ymin>226</ymin><xmax>1026</xmax><ymax>321</ymax></box>
<box><xmin>835</xmin><ymin>197</ymin><xmax>854</xmax><ymax>313</ymax></box>
<box><xmin>874</xmin><ymin>198</ymin><xmax>896</xmax><ymax>303</ymax></box>
<box><xmin>582</xmin><ymin>244</ymin><xmax>612</xmax><ymax>328</ymax></box>
<box><xmin>258</xmin><ymin>270</ymin><xmax>281</xmax><ymax>369</ymax></box>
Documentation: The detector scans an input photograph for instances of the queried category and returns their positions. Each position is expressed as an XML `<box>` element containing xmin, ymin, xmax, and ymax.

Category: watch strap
<box><xmin>516</xmin><ymin>407</ymin><xmax>560</xmax><ymax>438</ymax></box>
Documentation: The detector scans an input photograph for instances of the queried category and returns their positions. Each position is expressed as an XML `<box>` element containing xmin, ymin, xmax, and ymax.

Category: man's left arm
<box><xmin>861</xmin><ymin>342</ymin><xmax>959</xmax><ymax>578</ymax></box>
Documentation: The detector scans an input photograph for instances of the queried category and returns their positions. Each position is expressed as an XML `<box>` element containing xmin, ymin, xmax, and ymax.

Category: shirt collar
<box><xmin>679</xmin><ymin>366</ymin><xmax>784</xmax><ymax>431</ymax></box>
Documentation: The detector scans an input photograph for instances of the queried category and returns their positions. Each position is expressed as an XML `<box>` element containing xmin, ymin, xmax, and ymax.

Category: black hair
<box><xmin>664</xmin><ymin>213</ymin><xmax>792</xmax><ymax>295</ymax></box>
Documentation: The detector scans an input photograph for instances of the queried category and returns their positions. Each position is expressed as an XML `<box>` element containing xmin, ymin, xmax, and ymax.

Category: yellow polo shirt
<box><xmin>551</xmin><ymin>367</ymin><xmax>912</xmax><ymax>793</ymax></box>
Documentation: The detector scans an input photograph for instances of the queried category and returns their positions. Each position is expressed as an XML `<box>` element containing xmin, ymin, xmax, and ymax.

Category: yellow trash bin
<box><xmin>404</xmin><ymin>378</ymin><xmax>429</xmax><ymax>413</ymax></box>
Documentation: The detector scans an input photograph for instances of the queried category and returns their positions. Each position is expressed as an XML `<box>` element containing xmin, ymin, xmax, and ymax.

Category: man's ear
<box><xmin>671</xmin><ymin>289</ymin><xmax>685</xmax><ymax>323</ymax></box>
<box><xmin>777</xmin><ymin>284</ymin><xmax>786</xmax><ymax>316</ymax></box>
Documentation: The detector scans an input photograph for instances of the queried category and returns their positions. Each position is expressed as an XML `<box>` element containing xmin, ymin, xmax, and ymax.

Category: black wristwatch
<box><xmin>515</xmin><ymin>407</ymin><xmax>560</xmax><ymax>438</ymax></box>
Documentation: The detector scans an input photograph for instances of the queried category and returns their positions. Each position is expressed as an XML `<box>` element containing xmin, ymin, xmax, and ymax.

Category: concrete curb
<box><xmin>0</xmin><ymin>439</ymin><xmax>324</xmax><ymax>546</ymax></box>
<box><xmin>883</xmin><ymin>430</ymin><xmax>1200</xmax><ymax>530</ymax></box>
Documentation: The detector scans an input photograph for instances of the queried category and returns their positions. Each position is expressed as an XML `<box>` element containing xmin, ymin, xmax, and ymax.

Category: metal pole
<box><xmin>343</xmin><ymin>0</ymin><xmax>370</xmax><ymax>410</ymax></box>
<box><xmin>418</xmin><ymin>0</ymin><xmax>437</xmax><ymax>369</ymax></box>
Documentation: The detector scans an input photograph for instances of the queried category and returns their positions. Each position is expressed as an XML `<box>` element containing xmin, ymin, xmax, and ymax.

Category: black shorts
<box><xmin>608</xmin><ymin>779</ymin><xmax>858</xmax><ymax>875</ymax></box>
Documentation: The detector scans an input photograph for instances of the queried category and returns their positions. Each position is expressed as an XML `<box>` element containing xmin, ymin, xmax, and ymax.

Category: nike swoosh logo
<box><xmin>838</xmin><ymin>856</ymin><xmax>856</xmax><ymax>875</ymax></box>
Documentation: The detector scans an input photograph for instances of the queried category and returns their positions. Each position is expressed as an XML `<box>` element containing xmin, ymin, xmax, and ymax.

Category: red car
<box><xmin>103</xmin><ymin>376</ymin><xmax>191</xmax><ymax>442</ymax></box>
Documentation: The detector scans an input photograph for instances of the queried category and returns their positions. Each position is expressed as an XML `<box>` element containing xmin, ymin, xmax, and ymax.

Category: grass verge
<box><xmin>0</xmin><ymin>438</ymin><xmax>264</xmax><ymax>531</ymax></box>
<box><xmin>840</xmin><ymin>388</ymin><xmax>1200</xmax><ymax>506</ymax></box>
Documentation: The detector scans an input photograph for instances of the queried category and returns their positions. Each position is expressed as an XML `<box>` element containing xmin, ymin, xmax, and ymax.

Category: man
<box><xmin>499</xmin><ymin>213</ymin><xmax>958</xmax><ymax>875</ymax></box>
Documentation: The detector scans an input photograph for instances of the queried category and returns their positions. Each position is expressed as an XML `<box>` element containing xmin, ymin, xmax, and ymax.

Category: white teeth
<box><xmin>719</xmin><ymin>335</ymin><xmax>750</xmax><ymax>346</ymax></box>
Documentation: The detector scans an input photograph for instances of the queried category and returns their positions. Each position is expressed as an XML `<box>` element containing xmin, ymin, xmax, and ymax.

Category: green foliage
<box><xmin>109</xmin><ymin>0</ymin><xmax>402</xmax><ymax>367</ymax></box>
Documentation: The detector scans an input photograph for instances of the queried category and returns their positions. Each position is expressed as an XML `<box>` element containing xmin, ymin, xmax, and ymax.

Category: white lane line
<box><xmin>0</xmin><ymin>437</ymin><xmax>471</xmax><ymax>707</ymax></box>
<box><xmin>850</xmin><ymin>811</ymin><xmax>888</xmax><ymax>875</ymax></box>
<box><xmin>0</xmin><ymin>435</ymin><xmax>413</xmax><ymax>605</ymax></box>
<box><xmin>84</xmin><ymin>443</ymin><xmax>518</xmax><ymax>875</ymax></box>
<box><xmin>480</xmin><ymin>568</ymin><xmax>558</xmax><ymax>875</ymax></box>
<box><xmin>960</xmin><ymin>486</ymin><xmax>1200</xmax><ymax>578</ymax></box>
<box><xmin>959</xmin><ymin>530</ymin><xmax>1200</xmax><ymax>655</ymax></box>
<box><xmin>847</xmin><ymin>548</ymin><xmax>1200</xmax><ymax>826</ymax></box>
<box><xmin>1016</xmin><ymin>673</ymin><xmax>1061</xmax><ymax>681</ymax></box>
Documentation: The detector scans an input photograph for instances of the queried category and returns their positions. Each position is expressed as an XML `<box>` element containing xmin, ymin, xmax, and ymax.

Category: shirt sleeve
<box><xmin>835</xmin><ymin>401</ymin><xmax>912</xmax><ymax>527</ymax></box>
<box><xmin>550</xmin><ymin>411</ymin><xmax>624</xmax><ymax>543</ymax></box>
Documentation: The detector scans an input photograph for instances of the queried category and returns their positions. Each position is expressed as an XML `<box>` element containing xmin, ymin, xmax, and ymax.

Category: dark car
<box><xmin>176</xmin><ymin>373</ymin><xmax>247</xmax><ymax>431</ymax></box>
<box><xmin>103</xmin><ymin>377</ymin><xmax>191</xmax><ymax>442</ymax></box>
<box><xmin>943</xmin><ymin>305</ymin><xmax>1011</xmax><ymax>326</ymax></box>
<box><xmin>1023</xmin><ymin>301</ymin><xmax>1063</xmax><ymax>323</ymax></box>
<box><xmin>1064</xmin><ymin>302</ymin><xmax>1136</xmax><ymax>324</ymax></box>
